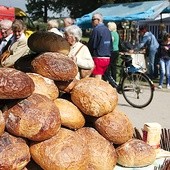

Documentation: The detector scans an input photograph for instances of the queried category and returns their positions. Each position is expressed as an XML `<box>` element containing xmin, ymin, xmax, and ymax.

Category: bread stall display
<box><xmin>0</xmin><ymin>30</ymin><xmax>166</xmax><ymax>169</ymax></box>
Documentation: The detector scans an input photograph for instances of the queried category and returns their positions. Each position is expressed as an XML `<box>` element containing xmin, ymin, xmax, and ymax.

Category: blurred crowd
<box><xmin>0</xmin><ymin>14</ymin><xmax>170</xmax><ymax>89</ymax></box>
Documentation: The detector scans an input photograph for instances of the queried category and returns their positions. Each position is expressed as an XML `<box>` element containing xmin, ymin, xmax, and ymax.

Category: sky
<box><xmin>0</xmin><ymin>0</ymin><xmax>69</xmax><ymax>17</ymax></box>
<box><xmin>0</xmin><ymin>0</ymin><xmax>26</xmax><ymax>11</ymax></box>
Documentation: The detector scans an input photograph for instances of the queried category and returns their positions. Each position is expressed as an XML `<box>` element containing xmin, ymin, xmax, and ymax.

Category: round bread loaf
<box><xmin>94</xmin><ymin>109</ymin><xmax>134</xmax><ymax>144</ymax></box>
<box><xmin>28</xmin><ymin>31</ymin><xmax>70</xmax><ymax>55</ymax></box>
<box><xmin>54</xmin><ymin>98</ymin><xmax>85</xmax><ymax>130</ymax></box>
<box><xmin>27</xmin><ymin>73</ymin><xmax>59</xmax><ymax>100</ymax></box>
<box><xmin>31</xmin><ymin>52</ymin><xmax>78</xmax><ymax>81</ymax></box>
<box><xmin>76</xmin><ymin>127</ymin><xmax>117</xmax><ymax>170</ymax></box>
<box><xmin>71</xmin><ymin>77</ymin><xmax>118</xmax><ymax>117</ymax></box>
<box><xmin>30</xmin><ymin>128</ymin><xmax>89</xmax><ymax>170</ymax></box>
<box><xmin>4</xmin><ymin>93</ymin><xmax>61</xmax><ymax>141</ymax></box>
<box><xmin>0</xmin><ymin>111</ymin><xmax>5</xmax><ymax>136</ymax></box>
<box><xmin>0</xmin><ymin>68</ymin><xmax>35</xmax><ymax>99</ymax></box>
<box><xmin>116</xmin><ymin>139</ymin><xmax>156</xmax><ymax>167</ymax></box>
<box><xmin>0</xmin><ymin>132</ymin><xmax>30</xmax><ymax>169</ymax></box>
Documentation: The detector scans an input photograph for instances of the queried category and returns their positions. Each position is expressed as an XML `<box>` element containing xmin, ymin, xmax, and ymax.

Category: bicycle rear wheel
<box><xmin>122</xmin><ymin>72</ymin><xmax>154</xmax><ymax>108</ymax></box>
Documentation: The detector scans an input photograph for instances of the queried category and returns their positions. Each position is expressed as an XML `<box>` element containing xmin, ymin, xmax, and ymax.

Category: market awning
<box><xmin>76</xmin><ymin>0</ymin><xmax>170</xmax><ymax>29</ymax></box>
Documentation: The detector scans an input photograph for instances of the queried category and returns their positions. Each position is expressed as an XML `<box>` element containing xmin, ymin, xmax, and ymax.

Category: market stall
<box><xmin>76</xmin><ymin>1</ymin><xmax>170</xmax><ymax>72</ymax></box>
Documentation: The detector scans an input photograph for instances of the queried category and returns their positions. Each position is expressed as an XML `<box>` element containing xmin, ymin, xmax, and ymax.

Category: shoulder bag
<box><xmin>75</xmin><ymin>45</ymin><xmax>93</xmax><ymax>78</ymax></box>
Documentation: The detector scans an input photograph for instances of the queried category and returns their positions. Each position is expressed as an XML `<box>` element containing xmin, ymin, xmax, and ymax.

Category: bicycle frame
<box><xmin>104</xmin><ymin>55</ymin><xmax>155</xmax><ymax>94</ymax></box>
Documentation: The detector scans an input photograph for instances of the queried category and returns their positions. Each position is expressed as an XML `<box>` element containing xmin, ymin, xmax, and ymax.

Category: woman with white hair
<box><xmin>47</xmin><ymin>19</ymin><xmax>63</xmax><ymax>37</ymax></box>
<box><xmin>64</xmin><ymin>25</ymin><xmax>94</xmax><ymax>79</ymax></box>
<box><xmin>107</xmin><ymin>22</ymin><xmax>120</xmax><ymax>81</ymax></box>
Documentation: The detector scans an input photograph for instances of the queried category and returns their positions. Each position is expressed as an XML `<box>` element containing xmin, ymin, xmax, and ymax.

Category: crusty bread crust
<box><xmin>116</xmin><ymin>139</ymin><xmax>156</xmax><ymax>167</ymax></box>
<box><xmin>4</xmin><ymin>93</ymin><xmax>61</xmax><ymax>141</ymax></box>
<box><xmin>0</xmin><ymin>68</ymin><xmax>35</xmax><ymax>99</ymax></box>
<box><xmin>31</xmin><ymin>52</ymin><xmax>78</xmax><ymax>81</ymax></box>
<box><xmin>71</xmin><ymin>77</ymin><xmax>118</xmax><ymax>117</ymax></box>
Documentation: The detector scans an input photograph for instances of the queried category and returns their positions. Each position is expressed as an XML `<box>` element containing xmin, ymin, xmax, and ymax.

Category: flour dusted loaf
<box><xmin>4</xmin><ymin>93</ymin><xmax>61</xmax><ymax>141</ymax></box>
<box><xmin>95</xmin><ymin>109</ymin><xmax>134</xmax><ymax>144</ymax></box>
<box><xmin>27</xmin><ymin>73</ymin><xmax>59</xmax><ymax>100</ymax></box>
<box><xmin>71</xmin><ymin>77</ymin><xmax>118</xmax><ymax>117</ymax></box>
<box><xmin>76</xmin><ymin>127</ymin><xmax>117</xmax><ymax>170</ymax></box>
<box><xmin>0</xmin><ymin>132</ymin><xmax>30</xmax><ymax>169</ymax></box>
<box><xmin>116</xmin><ymin>139</ymin><xmax>156</xmax><ymax>167</ymax></box>
<box><xmin>30</xmin><ymin>128</ymin><xmax>89</xmax><ymax>170</ymax></box>
<box><xmin>0</xmin><ymin>68</ymin><xmax>34</xmax><ymax>99</ymax></box>
<box><xmin>28</xmin><ymin>31</ymin><xmax>70</xmax><ymax>55</ymax></box>
<box><xmin>54</xmin><ymin>98</ymin><xmax>85</xmax><ymax>130</ymax></box>
<box><xmin>31</xmin><ymin>52</ymin><xmax>78</xmax><ymax>81</ymax></box>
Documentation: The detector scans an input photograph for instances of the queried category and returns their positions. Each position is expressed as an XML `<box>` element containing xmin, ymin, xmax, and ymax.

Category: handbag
<box><xmin>75</xmin><ymin>45</ymin><xmax>93</xmax><ymax>78</ymax></box>
<box><xmin>0</xmin><ymin>50</ymin><xmax>11</xmax><ymax>66</ymax></box>
<box><xmin>79</xmin><ymin>67</ymin><xmax>93</xmax><ymax>78</ymax></box>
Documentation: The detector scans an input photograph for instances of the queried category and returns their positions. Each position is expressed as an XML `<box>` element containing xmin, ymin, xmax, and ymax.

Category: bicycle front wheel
<box><xmin>122</xmin><ymin>72</ymin><xmax>154</xmax><ymax>108</ymax></box>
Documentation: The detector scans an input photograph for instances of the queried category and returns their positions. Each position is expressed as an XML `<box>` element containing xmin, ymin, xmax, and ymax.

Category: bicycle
<box><xmin>103</xmin><ymin>52</ymin><xmax>155</xmax><ymax>108</ymax></box>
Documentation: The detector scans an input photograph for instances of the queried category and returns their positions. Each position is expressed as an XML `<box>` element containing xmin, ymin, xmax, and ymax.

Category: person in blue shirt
<box><xmin>88</xmin><ymin>13</ymin><xmax>112</xmax><ymax>80</ymax></box>
<box><xmin>158</xmin><ymin>33</ymin><xmax>170</xmax><ymax>89</ymax></box>
<box><xmin>137</xmin><ymin>25</ymin><xmax>159</xmax><ymax>79</ymax></box>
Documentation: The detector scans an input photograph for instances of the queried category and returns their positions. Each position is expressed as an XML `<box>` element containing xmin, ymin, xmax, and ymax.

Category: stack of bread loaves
<box><xmin>0</xmin><ymin>32</ymin><xmax>157</xmax><ymax>169</ymax></box>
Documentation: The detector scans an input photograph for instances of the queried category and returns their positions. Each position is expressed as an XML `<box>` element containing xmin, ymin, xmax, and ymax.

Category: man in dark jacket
<box><xmin>88</xmin><ymin>13</ymin><xmax>112</xmax><ymax>79</ymax></box>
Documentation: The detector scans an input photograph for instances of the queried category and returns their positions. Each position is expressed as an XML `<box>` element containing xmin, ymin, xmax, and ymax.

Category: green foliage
<box><xmin>26</xmin><ymin>0</ymin><xmax>154</xmax><ymax>22</ymax></box>
<box><xmin>26</xmin><ymin>0</ymin><xmax>116</xmax><ymax>22</ymax></box>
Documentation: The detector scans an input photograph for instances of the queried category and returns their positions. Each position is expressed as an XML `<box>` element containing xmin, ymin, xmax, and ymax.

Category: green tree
<box><xmin>26</xmin><ymin>0</ymin><xmax>116</xmax><ymax>22</ymax></box>
<box><xmin>26</xmin><ymin>0</ymin><xmax>153</xmax><ymax>22</ymax></box>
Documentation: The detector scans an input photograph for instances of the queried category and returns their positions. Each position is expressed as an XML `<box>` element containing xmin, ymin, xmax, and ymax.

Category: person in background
<box><xmin>63</xmin><ymin>17</ymin><xmax>74</xmax><ymax>28</ymax></box>
<box><xmin>158</xmin><ymin>33</ymin><xmax>170</xmax><ymax>89</ymax></box>
<box><xmin>1</xmin><ymin>19</ymin><xmax>30</xmax><ymax>67</ymax></box>
<box><xmin>107</xmin><ymin>22</ymin><xmax>119</xmax><ymax>81</ymax></box>
<box><xmin>137</xmin><ymin>25</ymin><xmax>159</xmax><ymax>80</ymax></box>
<box><xmin>64</xmin><ymin>25</ymin><xmax>94</xmax><ymax>80</ymax></box>
<box><xmin>158</xmin><ymin>23</ymin><xmax>167</xmax><ymax>44</ymax></box>
<box><xmin>47</xmin><ymin>19</ymin><xmax>63</xmax><ymax>37</ymax></box>
<box><xmin>0</xmin><ymin>19</ymin><xmax>13</xmax><ymax>55</ymax></box>
<box><xmin>88</xmin><ymin>12</ymin><xmax>112</xmax><ymax>80</ymax></box>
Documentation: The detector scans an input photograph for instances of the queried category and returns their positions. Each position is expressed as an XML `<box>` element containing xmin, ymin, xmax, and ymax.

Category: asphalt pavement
<box><xmin>117</xmin><ymin>86</ymin><xmax>170</xmax><ymax>132</ymax></box>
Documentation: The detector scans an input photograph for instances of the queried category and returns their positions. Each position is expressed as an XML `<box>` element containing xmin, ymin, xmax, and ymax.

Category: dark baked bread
<box><xmin>28</xmin><ymin>31</ymin><xmax>70</xmax><ymax>55</ymax></box>
<box><xmin>116</xmin><ymin>139</ymin><xmax>156</xmax><ymax>167</ymax></box>
<box><xmin>4</xmin><ymin>93</ymin><xmax>61</xmax><ymax>141</ymax></box>
<box><xmin>54</xmin><ymin>98</ymin><xmax>85</xmax><ymax>130</ymax></box>
<box><xmin>0</xmin><ymin>132</ymin><xmax>30</xmax><ymax>169</ymax></box>
<box><xmin>0</xmin><ymin>68</ymin><xmax>35</xmax><ymax>99</ymax></box>
<box><xmin>31</xmin><ymin>52</ymin><xmax>78</xmax><ymax>81</ymax></box>
<box><xmin>94</xmin><ymin>109</ymin><xmax>134</xmax><ymax>144</ymax></box>
<box><xmin>30</xmin><ymin>128</ymin><xmax>89</xmax><ymax>170</ymax></box>
<box><xmin>71</xmin><ymin>77</ymin><xmax>118</xmax><ymax>117</ymax></box>
<box><xmin>76</xmin><ymin>127</ymin><xmax>117</xmax><ymax>170</ymax></box>
<box><xmin>27</xmin><ymin>73</ymin><xmax>59</xmax><ymax>100</ymax></box>
<box><xmin>14</xmin><ymin>53</ymin><xmax>37</xmax><ymax>73</ymax></box>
